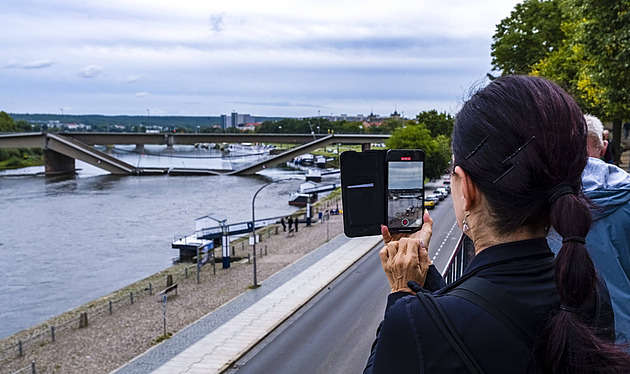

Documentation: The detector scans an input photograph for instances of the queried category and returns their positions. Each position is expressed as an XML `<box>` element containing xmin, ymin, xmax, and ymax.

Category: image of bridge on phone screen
<box><xmin>387</xmin><ymin>160</ymin><xmax>424</xmax><ymax>231</ymax></box>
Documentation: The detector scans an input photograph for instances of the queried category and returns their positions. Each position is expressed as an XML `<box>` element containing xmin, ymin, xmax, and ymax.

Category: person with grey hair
<box><xmin>549</xmin><ymin>114</ymin><xmax>630</xmax><ymax>347</ymax></box>
<box><xmin>584</xmin><ymin>114</ymin><xmax>608</xmax><ymax>158</ymax></box>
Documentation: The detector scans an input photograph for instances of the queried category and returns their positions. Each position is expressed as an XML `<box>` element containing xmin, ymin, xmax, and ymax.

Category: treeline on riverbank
<box><xmin>0</xmin><ymin>148</ymin><xmax>43</xmax><ymax>170</ymax></box>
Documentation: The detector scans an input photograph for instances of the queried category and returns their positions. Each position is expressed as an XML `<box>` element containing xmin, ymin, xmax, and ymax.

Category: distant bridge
<box><xmin>0</xmin><ymin>132</ymin><xmax>389</xmax><ymax>176</ymax></box>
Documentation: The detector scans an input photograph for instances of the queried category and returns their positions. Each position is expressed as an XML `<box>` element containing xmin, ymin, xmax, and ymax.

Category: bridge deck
<box><xmin>0</xmin><ymin>132</ymin><xmax>389</xmax><ymax>176</ymax></box>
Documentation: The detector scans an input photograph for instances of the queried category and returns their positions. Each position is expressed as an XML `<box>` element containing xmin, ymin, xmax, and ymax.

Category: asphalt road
<box><xmin>227</xmin><ymin>183</ymin><xmax>458</xmax><ymax>374</ymax></box>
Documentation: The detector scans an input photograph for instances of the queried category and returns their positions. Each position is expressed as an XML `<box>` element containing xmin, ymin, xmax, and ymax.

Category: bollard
<box><xmin>166</xmin><ymin>274</ymin><xmax>174</xmax><ymax>287</ymax></box>
<box><xmin>31</xmin><ymin>360</ymin><xmax>36</xmax><ymax>374</ymax></box>
<box><xmin>18</xmin><ymin>340</ymin><xmax>23</xmax><ymax>357</ymax></box>
<box><xmin>79</xmin><ymin>312</ymin><xmax>88</xmax><ymax>328</ymax></box>
<box><xmin>265</xmin><ymin>245</ymin><xmax>267</xmax><ymax>255</ymax></box>
<box><xmin>51</xmin><ymin>326</ymin><xmax>55</xmax><ymax>343</ymax></box>
<box><xmin>260</xmin><ymin>246</ymin><xmax>263</xmax><ymax>256</ymax></box>
<box><xmin>248</xmin><ymin>253</ymin><xmax>251</xmax><ymax>263</ymax></box>
<box><xmin>232</xmin><ymin>246</ymin><xmax>235</xmax><ymax>256</ymax></box>
<box><xmin>149</xmin><ymin>283</ymin><xmax>153</xmax><ymax>295</ymax></box>
<box><xmin>185</xmin><ymin>267</ymin><xmax>188</xmax><ymax>279</ymax></box>
<box><xmin>130</xmin><ymin>291</ymin><xmax>134</xmax><ymax>305</ymax></box>
<box><xmin>109</xmin><ymin>301</ymin><xmax>112</xmax><ymax>315</ymax></box>
<box><xmin>242</xmin><ymin>241</ymin><xmax>245</xmax><ymax>251</ymax></box>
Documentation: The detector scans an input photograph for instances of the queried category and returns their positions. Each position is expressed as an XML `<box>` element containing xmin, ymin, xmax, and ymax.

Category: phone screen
<box><xmin>387</xmin><ymin>158</ymin><xmax>424</xmax><ymax>232</ymax></box>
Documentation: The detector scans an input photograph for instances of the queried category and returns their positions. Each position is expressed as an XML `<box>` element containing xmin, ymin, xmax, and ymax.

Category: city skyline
<box><xmin>1</xmin><ymin>0</ymin><xmax>521</xmax><ymax>118</ymax></box>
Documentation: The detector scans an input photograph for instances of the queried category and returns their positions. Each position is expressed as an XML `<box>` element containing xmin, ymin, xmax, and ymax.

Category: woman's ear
<box><xmin>454</xmin><ymin>166</ymin><xmax>479</xmax><ymax>211</ymax></box>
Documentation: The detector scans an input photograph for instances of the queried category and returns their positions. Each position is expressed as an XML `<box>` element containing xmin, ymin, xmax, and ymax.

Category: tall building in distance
<box><xmin>220</xmin><ymin>112</ymin><xmax>255</xmax><ymax>129</ymax></box>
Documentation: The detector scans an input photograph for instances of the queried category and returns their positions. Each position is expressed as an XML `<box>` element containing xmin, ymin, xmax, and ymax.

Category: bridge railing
<box><xmin>440</xmin><ymin>233</ymin><xmax>474</xmax><ymax>283</ymax></box>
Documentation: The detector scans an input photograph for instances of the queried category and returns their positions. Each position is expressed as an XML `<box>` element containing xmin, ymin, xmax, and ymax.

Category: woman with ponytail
<box><xmin>364</xmin><ymin>75</ymin><xmax>630</xmax><ymax>374</ymax></box>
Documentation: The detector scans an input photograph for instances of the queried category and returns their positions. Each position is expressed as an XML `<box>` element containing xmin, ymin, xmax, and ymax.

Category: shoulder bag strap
<box><xmin>449</xmin><ymin>277</ymin><xmax>539</xmax><ymax>346</ymax></box>
<box><xmin>416</xmin><ymin>292</ymin><xmax>486</xmax><ymax>374</ymax></box>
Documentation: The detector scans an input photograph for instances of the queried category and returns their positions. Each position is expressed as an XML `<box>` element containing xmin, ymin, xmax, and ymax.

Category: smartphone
<box><xmin>386</xmin><ymin>149</ymin><xmax>425</xmax><ymax>233</ymax></box>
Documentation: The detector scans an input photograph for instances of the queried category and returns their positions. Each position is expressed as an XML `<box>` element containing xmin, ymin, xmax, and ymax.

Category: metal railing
<box><xmin>441</xmin><ymin>233</ymin><xmax>474</xmax><ymax>283</ymax></box>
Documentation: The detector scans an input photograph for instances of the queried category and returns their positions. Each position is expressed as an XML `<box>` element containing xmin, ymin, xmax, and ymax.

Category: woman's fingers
<box><xmin>381</xmin><ymin>225</ymin><xmax>392</xmax><ymax>244</ymax></box>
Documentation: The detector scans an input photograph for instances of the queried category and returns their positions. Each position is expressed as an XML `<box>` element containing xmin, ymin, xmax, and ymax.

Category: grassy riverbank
<box><xmin>0</xmin><ymin>148</ymin><xmax>43</xmax><ymax>170</ymax></box>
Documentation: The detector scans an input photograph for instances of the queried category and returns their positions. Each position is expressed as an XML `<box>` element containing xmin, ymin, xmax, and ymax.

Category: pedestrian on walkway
<box><xmin>294</xmin><ymin>217</ymin><xmax>298</xmax><ymax>232</ymax></box>
<box><xmin>280</xmin><ymin>217</ymin><xmax>286</xmax><ymax>232</ymax></box>
<box><xmin>287</xmin><ymin>216</ymin><xmax>294</xmax><ymax>232</ymax></box>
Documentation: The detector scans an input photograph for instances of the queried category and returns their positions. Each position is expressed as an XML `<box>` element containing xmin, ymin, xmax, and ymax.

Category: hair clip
<box><xmin>502</xmin><ymin>136</ymin><xmax>535</xmax><ymax>165</ymax></box>
<box><xmin>465</xmin><ymin>135</ymin><xmax>490</xmax><ymax>160</ymax></box>
<box><xmin>492</xmin><ymin>163</ymin><xmax>517</xmax><ymax>184</ymax></box>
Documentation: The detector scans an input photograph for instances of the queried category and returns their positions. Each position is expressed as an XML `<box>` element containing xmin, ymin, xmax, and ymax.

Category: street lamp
<box><xmin>251</xmin><ymin>178</ymin><xmax>298</xmax><ymax>287</ymax></box>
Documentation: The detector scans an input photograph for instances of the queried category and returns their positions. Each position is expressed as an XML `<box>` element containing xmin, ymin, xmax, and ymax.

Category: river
<box><xmin>0</xmin><ymin>145</ymin><xmax>315</xmax><ymax>339</ymax></box>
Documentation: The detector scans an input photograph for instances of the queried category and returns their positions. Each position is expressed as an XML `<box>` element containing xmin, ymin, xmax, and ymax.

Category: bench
<box><xmin>159</xmin><ymin>283</ymin><xmax>178</xmax><ymax>298</ymax></box>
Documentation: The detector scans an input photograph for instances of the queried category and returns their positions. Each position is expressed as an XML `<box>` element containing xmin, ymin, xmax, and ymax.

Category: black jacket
<box><xmin>364</xmin><ymin>238</ymin><xmax>614</xmax><ymax>374</ymax></box>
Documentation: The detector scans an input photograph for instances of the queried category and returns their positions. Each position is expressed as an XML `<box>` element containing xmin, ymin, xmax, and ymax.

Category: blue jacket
<box><xmin>548</xmin><ymin>157</ymin><xmax>630</xmax><ymax>345</ymax></box>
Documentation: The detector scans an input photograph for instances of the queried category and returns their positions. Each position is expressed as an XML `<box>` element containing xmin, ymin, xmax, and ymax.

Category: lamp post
<box><xmin>251</xmin><ymin>178</ymin><xmax>297</xmax><ymax>287</ymax></box>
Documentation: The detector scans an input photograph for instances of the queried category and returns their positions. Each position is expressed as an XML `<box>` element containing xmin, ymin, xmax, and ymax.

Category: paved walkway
<box><xmin>112</xmin><ymin>234</ymin><xmax>382</xmax><ymax>374</ymax></box>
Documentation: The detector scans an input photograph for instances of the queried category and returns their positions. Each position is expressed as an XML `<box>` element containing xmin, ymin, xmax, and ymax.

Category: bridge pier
<box><xmin>361</xmin><ymin>143</ymin><xmax>371</xmax><ymax>151</ymax></box>
<box><xmin>135</xmin><ymin>144</ymin><xmax>145</xmax><ymax>153</ymax></box>
<box><xmin>44</xmin><ymin>149</ymin><xmax>76</xmax><ymax>175</ymax></box>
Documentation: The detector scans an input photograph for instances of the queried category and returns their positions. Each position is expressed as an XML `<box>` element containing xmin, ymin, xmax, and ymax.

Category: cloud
<box><xmin>5</xmin><ymin>59</ymin><xmax>54</xmax><ymax>69</ymax></box>
<box><xmin>78</xmin><ymin>65</ymin><xmax>104</xmax><ymax>78</ymax></box>
<box><xmin>124</xmin><ymin>74</ymin><xmax>144</xmax><ymax>83</ymax></box>
<box><xmin>209</xmin><ymin>13</ymin><xmax>225</xmax><ymax>34</ymax></box>
<box><xmin>135</xmin><ymin>92</ymin><xmax>150</xmax><ymax>97</ymax></box>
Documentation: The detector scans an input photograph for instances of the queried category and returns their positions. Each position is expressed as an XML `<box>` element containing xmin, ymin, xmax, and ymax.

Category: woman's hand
<box><xmin>379</xmin><ymin>237</ymin><xmax>430</xmax><ymax>294</ymax></box>
<box><xmin>381</xmin><ymin>209</ymin><xmax>433</xmax><ymax>249</ymax></box>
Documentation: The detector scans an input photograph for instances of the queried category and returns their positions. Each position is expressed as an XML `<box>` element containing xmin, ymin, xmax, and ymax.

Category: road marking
<box><xmin>432</xmin><ymin>220</ymin><xmax>458</xmax><ymax>262</ymax></box>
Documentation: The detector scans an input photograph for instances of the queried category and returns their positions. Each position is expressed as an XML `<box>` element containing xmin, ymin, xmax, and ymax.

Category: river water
<box><xmin>0</xmin><ymin>145</ymin><xmax>312</xmax><ymax>339</ymax></box>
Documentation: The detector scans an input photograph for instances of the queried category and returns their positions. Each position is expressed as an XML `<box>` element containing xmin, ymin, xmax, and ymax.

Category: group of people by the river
<box><xmin>364</xmin><ymin>75</ymin><xmax>630</xmax><ymax>374</ymax></box>
<box><xmin>280</xmin><ymin>216</ymin><xmax>298</xmax><ymax>233</ymax></box>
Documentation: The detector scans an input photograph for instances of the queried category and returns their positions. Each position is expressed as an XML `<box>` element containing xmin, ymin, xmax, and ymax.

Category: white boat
<box><xmin>306</xmin><ymin>169</ymin><xmax>322</xmax><ymax>182</ymax></box>
<box><xmin>316</xmin><ymin>155</ymin><xmax>327</xmax><ymax>168</ymax></box>
<box><xmin>294</xmin><ymin>153</ymin><xmax>315</xmax><ymax>166</ymax></box>
<box><xmin>224</xmin><ymin>143</ymin><xmax>271</xmax><ymax>155</ymax></box>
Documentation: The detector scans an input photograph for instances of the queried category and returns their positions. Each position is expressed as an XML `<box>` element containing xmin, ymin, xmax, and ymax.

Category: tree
<box><xmin>491</xmin><ymin>0</ymin><xmax>565</xmax><ymax>75</ymax></box>
<box><xmin>494</xmin><ymin>0</ymin><xmax>630</xmax><ymax>163</ymax></box>
<box><xmin>531</xmin><ymin>25</ymin><xmax>606</xmax><ymax>117</ymax></box>
<box><xmin>0</xmin><ymin>111</ymin><xmax>18</xmax><ymax>132</ymax></box>
<box><xmin>571</xmin><ymin>0</ymin><xmax>630</xmax><ymax>121</ymax></box>
<box><xmin>386</xmin><ymin>124</ymin><xmax>451</xmax><ymax>180</ymax></box>
<box><xmin>416</xmin><ymin>110</ymin><xmax>454</xmax><ymax>138</ymax></box>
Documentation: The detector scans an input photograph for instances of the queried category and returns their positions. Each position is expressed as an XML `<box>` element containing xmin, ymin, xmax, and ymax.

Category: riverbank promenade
<box><xmin>112</xmin><ymin>234</ymin><xmax>383</xmax><ymax>374</ymax></box>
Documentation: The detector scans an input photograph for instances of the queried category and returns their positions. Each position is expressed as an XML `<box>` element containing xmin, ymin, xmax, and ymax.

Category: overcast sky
<box><xmin>1</xmin><ymin>0</ymin><xmax>521</xmax><ymax>118</ymax></box>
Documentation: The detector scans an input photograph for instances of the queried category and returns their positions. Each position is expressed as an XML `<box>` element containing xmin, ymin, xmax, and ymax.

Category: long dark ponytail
<box><xmin>452</xmin><ymin>75</ymin><xmax>630</xmax><ymax>373</ymax></box>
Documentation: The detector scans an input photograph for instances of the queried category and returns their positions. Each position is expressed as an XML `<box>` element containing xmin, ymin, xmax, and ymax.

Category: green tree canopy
<box><xmin>491</xmin><ymin>0</ymin><xmax>565</xmax><ymax>75</ymax></box>
<box><xmin>386</xmin><ymin>123</ymin><xmax>451</xmax><ymax>180</ymax></box>
<box><xmin>0</xmin><ymin>111</ymin><xmax>18</xmax><ymax>132</ymax></box>
<box><xmin>571</xmin><ymin>0</ymin><xmax>630</xmax><ymax>120</ymax></box>
<box><xmin>416</xmin><ymin>110</ymin><xmax>454</xmax><ymax>138</ymax></box>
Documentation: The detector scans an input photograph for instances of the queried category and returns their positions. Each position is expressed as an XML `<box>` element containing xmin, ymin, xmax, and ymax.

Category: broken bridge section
<box><xmin>228</xmin><ymin>134</ymin><xmax>384</xmax><ymax>175</ymax></box>
<box><xmin>45</xmin><ymin>133</ymin><xmax>138</xmax><ymax>175</ymax></box>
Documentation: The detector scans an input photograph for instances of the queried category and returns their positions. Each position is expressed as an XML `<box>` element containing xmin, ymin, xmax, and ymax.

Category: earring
<box><xmin>462</xmin><ymin>211</ymin><xmax>471</xmax><ymax>234</ymax></box>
